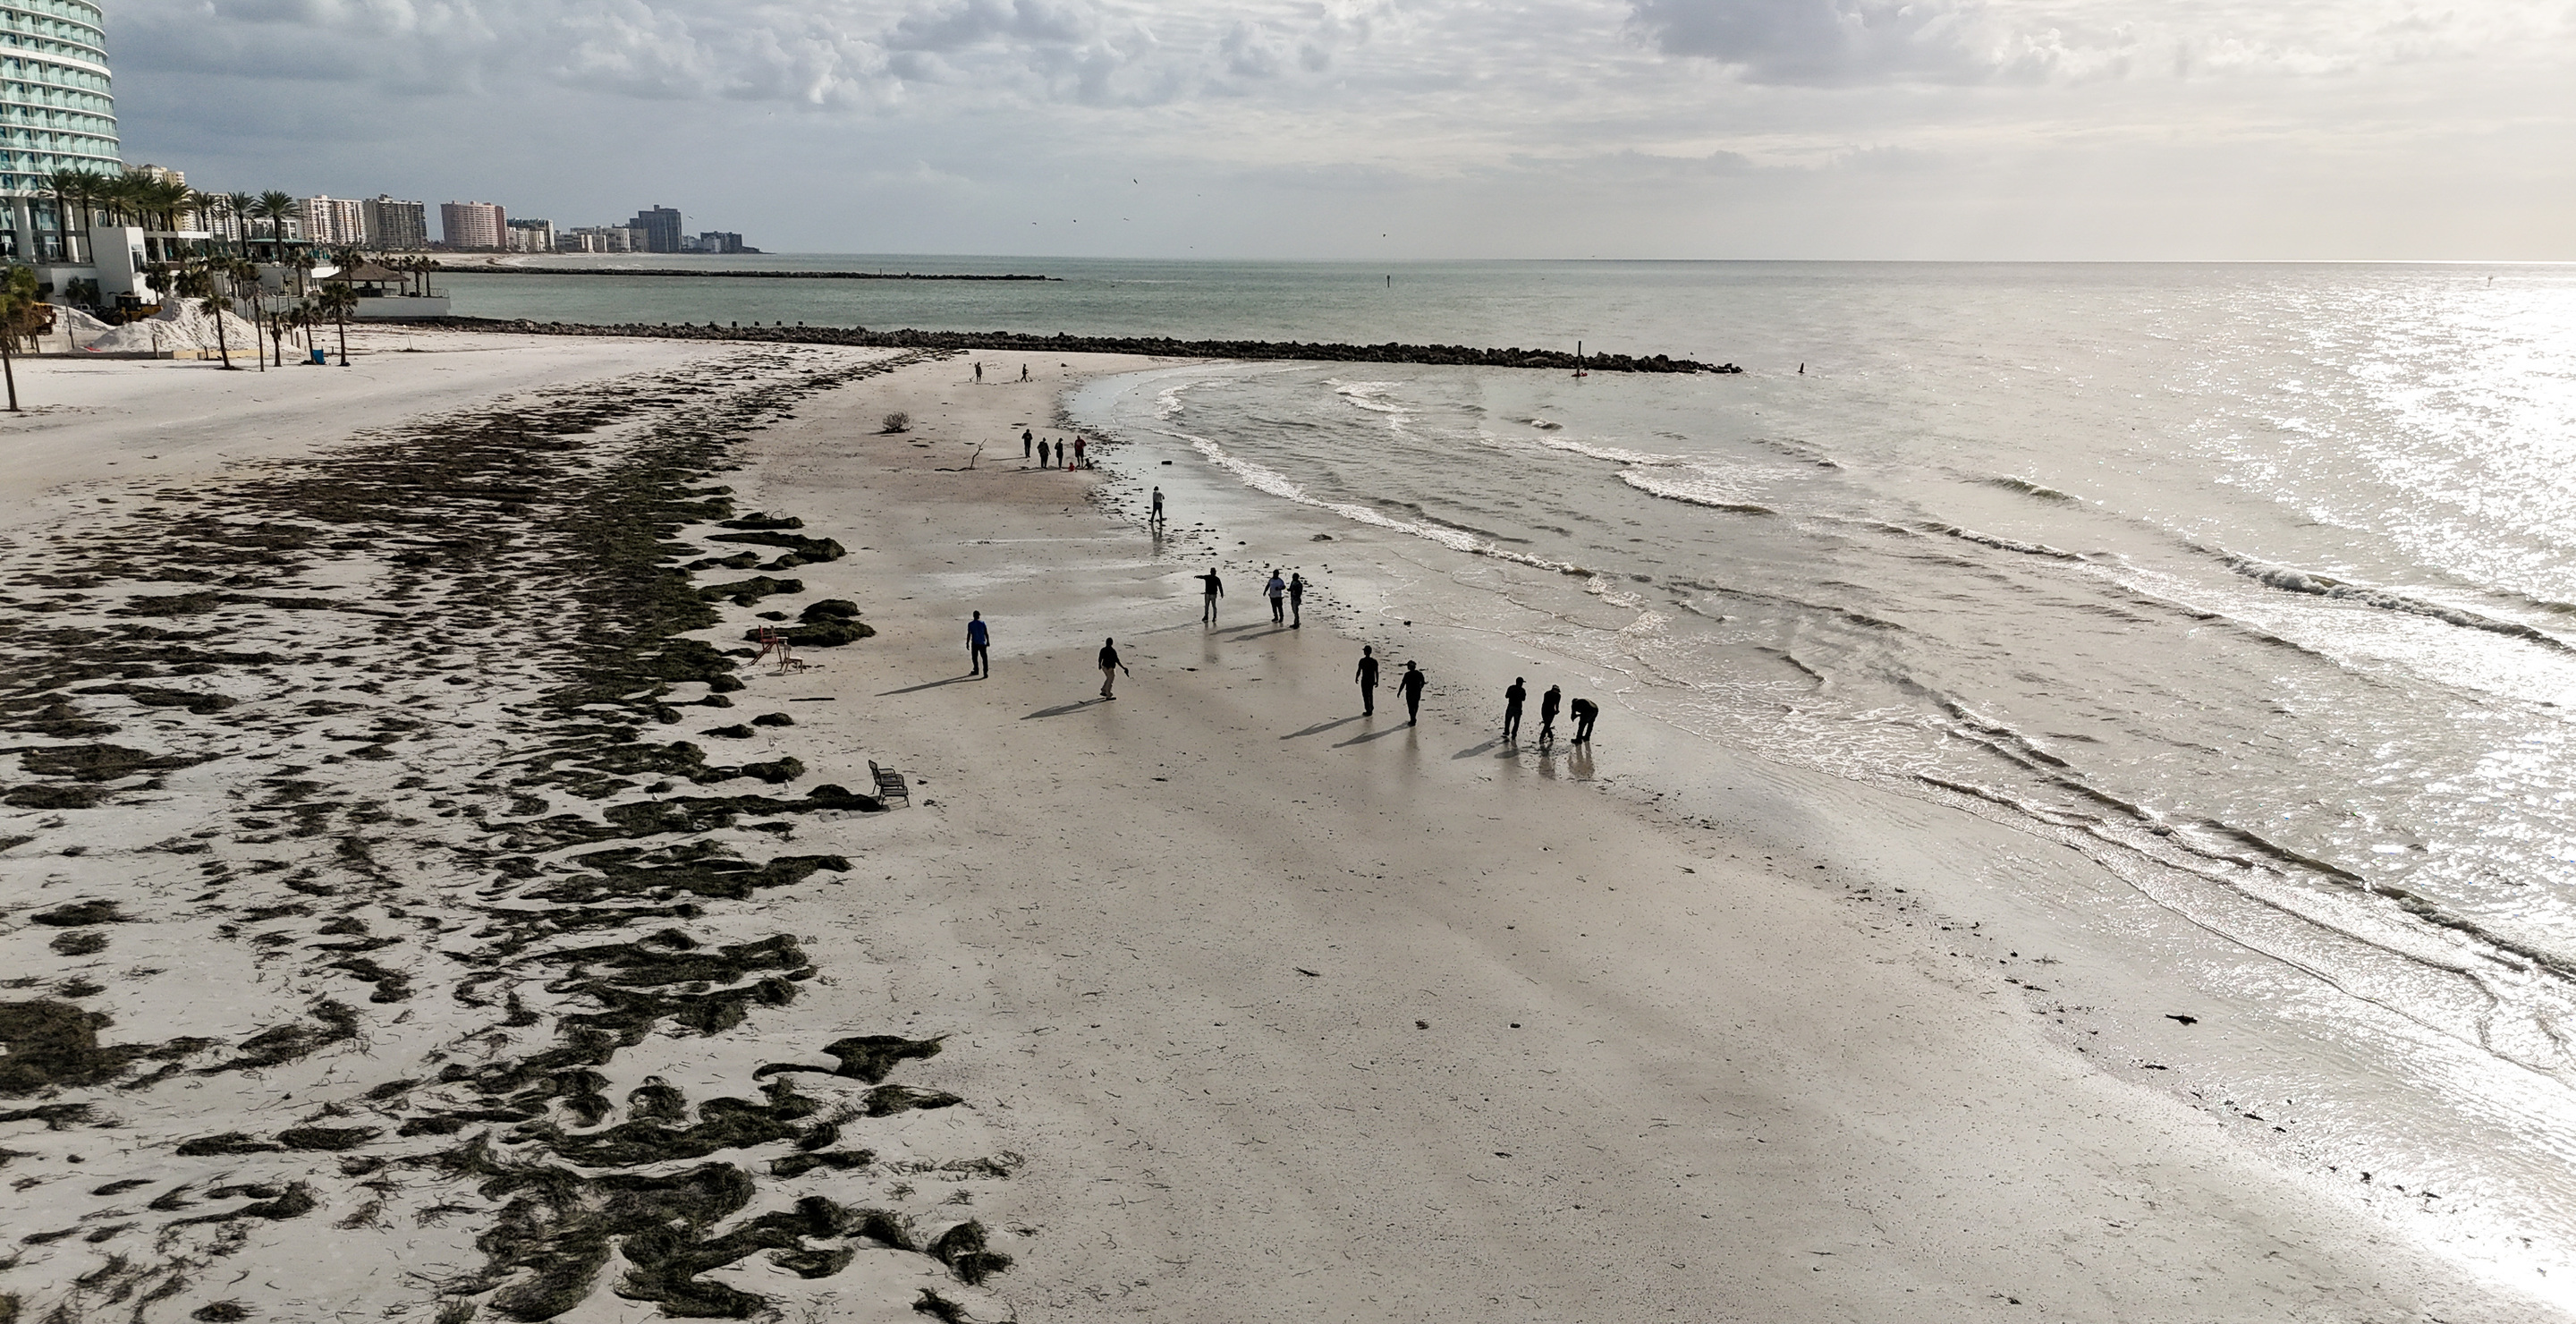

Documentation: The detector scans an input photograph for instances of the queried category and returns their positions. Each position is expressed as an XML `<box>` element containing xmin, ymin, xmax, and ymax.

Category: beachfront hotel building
<box><xmin>0</xmin><ymin>2</ymin><xmax>213</xmax><ymax>308</ymax></box>
<box><xmin>0</xmin><ymin>0</ymin><xmax>119</xmax><ymax>260</ymax></box>
<box><xmin>439</xmin><ymin>199</ymin><xmax>506</xmax><ymax>250</ymax></box>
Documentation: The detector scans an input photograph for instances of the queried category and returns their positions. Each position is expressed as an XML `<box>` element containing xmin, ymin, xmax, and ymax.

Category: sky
<box><xmin>113</xmin><ymin>0</ymin><xmax>2576</xmax><ymax>259</ymax></box>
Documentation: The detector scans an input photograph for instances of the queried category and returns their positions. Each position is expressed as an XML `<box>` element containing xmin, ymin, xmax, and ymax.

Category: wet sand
<box><xmin>0</xmin><ymin>335</ymin><xmax>2560</xmax><ymax>1324</ymax></box>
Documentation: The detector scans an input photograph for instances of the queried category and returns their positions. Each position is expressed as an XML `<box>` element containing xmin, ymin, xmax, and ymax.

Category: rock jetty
<box><xmin>407</xmin><ymin>317</ymin><xmax>1744</xmax><ymax>374</ymax></box>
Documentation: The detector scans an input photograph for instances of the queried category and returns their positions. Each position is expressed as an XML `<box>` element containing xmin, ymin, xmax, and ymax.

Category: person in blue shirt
<box><xmin>967</xmin><ymin>611</ymin><xmax>991</xmax><ymax>676</ymax></box>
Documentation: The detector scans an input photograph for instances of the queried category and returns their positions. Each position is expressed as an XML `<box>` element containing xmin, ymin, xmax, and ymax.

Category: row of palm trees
<box><xmin>37</xmin><ymin>169</ymin><xmax>439</xmax><ymax>276</ymax></box>
<box><xmin>40</xmin><ymin>168</ymin><xmax>304</xmax><ymax>263</ymax></box>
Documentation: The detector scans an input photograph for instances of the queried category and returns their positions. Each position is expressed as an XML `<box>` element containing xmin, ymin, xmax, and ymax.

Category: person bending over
<box><xmin>1569</xmin><ymin>696</ymin><xmax>1598</xmax><ymax>744</ymax></box>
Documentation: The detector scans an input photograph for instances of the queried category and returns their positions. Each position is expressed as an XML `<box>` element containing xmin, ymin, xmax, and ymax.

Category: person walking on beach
<box><xmin>1538</xmin><ymin>683</ymin><xmax>1563</xmax><ymax>744</ymax></box>
<box><xmin>966</xmin><ymin>611</ymin><xmax>991</xmax><ymax>677</ymax></box>
<box><xmin>1151</xmin><ymin>487</ymin><xmax>1165</xmax><ymax>526</ymax></box>
<box><xmin>1074</xmin><ymin>436</ymin><xmax>1088</xmax><ymax>467</ymax></box>
<box><xmin>976</xmin><ymin>362</ymin><xmax>985</xmax><ymax>384</ymax></box>
<box><xmin>1022</xmin><ymin>428</ymin><xmax>1033</xmax><ymax>461</ymax></box>
<box><xmin>1098</xmin><ymin>637</ymin><xmax>1129</xmax><ymax>699</ymax></box>
<box><xmin>1287</xmin><ymin>571</ymin><xmax>1305</xmax><ymax>627</ymax></box>
<box><xmin>1570</xmin><ymin>696</ymin><xmax>1599</xmax><ymax>744</ymax></box>
<box><xmin>1398</xmin><ymin>661</ymin><xmax>1428</xmax><ymax>726</ymax></box>
<box><xmin>1266</xmin><ymin>570</ymin><xmax>1288</xmax><ymax>624</ymax></box>
<box><xmin>1198</xmin><ymin>566</ymin><xmax>1225</xmax><ymax>622</ymax></box>
<box><xmin>1021</xmin><ymin>364</ymin><xmax>1030</xmax><ymax>383</ymax></box>
<box><xmin>1503</xmin><ymin>677</ymin><xmax>1527</xmax><ymax>743</ymax></box>
<box><xmin>1355</xmin><ymin>645</ymin><xmax>1379</xmax><ymax>716</ymax></box>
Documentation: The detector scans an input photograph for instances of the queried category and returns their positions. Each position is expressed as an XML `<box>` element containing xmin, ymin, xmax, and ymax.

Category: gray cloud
<box><xmin>1624</xmin><ymin>0</ymin><xmax>2054</xmax><ymax>84</ymax></box>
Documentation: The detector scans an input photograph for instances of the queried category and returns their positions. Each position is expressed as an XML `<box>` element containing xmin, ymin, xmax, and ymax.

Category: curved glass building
<box><xmin>0</xmin><ymin>0</ymin><xmax>116</xmax><ymax>261</ymax></box>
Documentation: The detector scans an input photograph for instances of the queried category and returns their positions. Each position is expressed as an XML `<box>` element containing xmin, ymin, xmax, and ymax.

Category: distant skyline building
<box><xmin>564</xmin><ymin>225</ymin><xmax>641</xmax><ymax>253</ymax></box>
<box><xmin>440</xmin><ymin>200</ymin><xmax>506</xmax><ymax>250</ymax></box>
<box><xmin>1</xmin><ymin>0</ymin><xmax>119</xmax><ymax>262</ymax></box>
<box><xmin>300</xmin><ymin>195</ymin><xmax>367</xmax><ymax>247</ymax></box>
<box><xmin>628</xmin><ymin>205</ymin><xmax>682</xmax><ymax>254</ymax></box>
<box><xmin>505</xmin><ymin>217</ymin><xmax>555</xmax><ymax>253</ymax></box>
<box><xmin>364</xmin><ymin>196</ymin><xmax>428</xmax><ymax>250</ymax></box>
<box><xmin>687</xmin><ymin>231</ymin><xmax>755</xmax><ymax>254</ymax></box>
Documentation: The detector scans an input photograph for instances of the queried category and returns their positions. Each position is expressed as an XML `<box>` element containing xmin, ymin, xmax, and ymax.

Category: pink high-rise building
<box><xmin>438</xmin><ymin>200</ymin><xmax>506</xmax><ymax>250</ymax></box>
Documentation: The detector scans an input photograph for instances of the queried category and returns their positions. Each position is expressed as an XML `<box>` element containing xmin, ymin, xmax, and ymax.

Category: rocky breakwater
<box><xmin>408</xmin><ymin>317</ymin><xmax>1746</xmax><ymax>374</ymax></box>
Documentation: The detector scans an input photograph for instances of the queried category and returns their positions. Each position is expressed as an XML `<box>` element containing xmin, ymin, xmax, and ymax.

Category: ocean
<box><xmin>453</xmin><ymin>258</ymin><xmax>2576</xmax><ymax>1286</ymax></box>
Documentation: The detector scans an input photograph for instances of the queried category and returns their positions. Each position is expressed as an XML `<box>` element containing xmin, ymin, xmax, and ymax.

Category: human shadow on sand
<box><xmin>1023</xmin><ymin>699</ymin><xmax>1110</xmax><ymax>719</ymax></box>
<box><xmin>1281</xmin><ymin>716</ymin><xmax>1362</xmax><ymax>740</ymax></box>
<box><xmin>878</xmin><ymin>675</ymin><xmax>984</xmax><ymax>696</ymax></box>
<box><xmin>1452</xmin><ymin>739</ymin><xmax>1501</xmax><ymax>760</ymax></box>
<box><xmin>1335</xmin><ymin>723</ymin><xmax>1411</xmax><ymax>748</ymax></box>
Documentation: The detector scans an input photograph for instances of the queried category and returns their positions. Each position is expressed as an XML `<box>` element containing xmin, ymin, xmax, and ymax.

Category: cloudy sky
<box><xmin>115</xmin><ymin>0</ymin><xmax>2574</xmax><ymax>259</ymax></box>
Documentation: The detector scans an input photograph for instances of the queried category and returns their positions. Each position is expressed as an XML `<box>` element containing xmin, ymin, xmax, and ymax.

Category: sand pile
<box><xmin>84</xmin><ymin>301</ymin><xmax>262</xmax><ymax>353</ymax></box>
<box><xmin>55</xmin><ymin>305</ymin><xmax>110</xmax><ymax>339</ymax></box>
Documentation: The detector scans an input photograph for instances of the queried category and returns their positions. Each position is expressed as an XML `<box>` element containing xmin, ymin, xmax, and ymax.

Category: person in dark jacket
<box><xmin>1398</xmin><ymin>662</ymin><xmax>1428</xmax><ymax>726</ymax></box>
<box><xmin>1503</xmin><ymin>677</ymin><xmax>1527</xmax><ymax>743</ymax></box>
<box><xmin>1538</xmin><ymin>683</ymin><xmax>1563</xmax><ymax>744</ymax></box>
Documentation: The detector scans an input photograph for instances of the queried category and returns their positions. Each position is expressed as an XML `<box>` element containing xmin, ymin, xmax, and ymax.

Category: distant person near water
<box><xmin>1021</xmin><ymin>365</ymin><xmax>1030</xmax><ymax>383</ymax></box>
<box><xmin>1355</xmin><ymin>645</ymin><xmax>1379</xmax><ymax>716</ymax></box>
<box><xmin>1022</xmin><ymin>429</ymin><xmax>1033</xmax><ymax>461</ymax></box>
<box><xmin>1266</xmin><ymin>570</ymin><xmax>1288</xmax><ymax>624</ymax></box>
<box><xmin>1569</xmin><ymin>696</ymin><xmax>1598</xmax><ymax>744</ymax></box>
<box><xmin>1503</xmin><ymin>677</ymin><xmax>1526</xmax><ymax>742</ymax></box>
<box><xmin>1198</xmin><ymin>567</ymin><xmax>1224</xmax><ymax>622</ymax></box>
<box><xmin>1074</xmin><ymin>436</ymin><xmax>1087</xmax><ymax>467</ymax></box>
<box><xmin>1098</xmin><ymin>637</ymin><xmax>1129</xmax><ymax>699</ymax></box>
<box><xmin>1538</xmin><ymin>683</ymin><xmax>1562</xmax><ymax>744</ymax></box>
<box><xmin>1287</xmin><ymin>571</ymin><xmax>1305</xmax><ymax>627</ymax></box>
<box><xmin>1151</xmin><ymin>487</ymin><xmax>1165</xmax><ymax>526</ymax></box>
<box><xmin>967</xmin><ymin>611</ymin><xmax>991</xmax><ymax>677</ymax></box>
<box><xmin>1399</xmin><ymin>662</ymin><xmax>1428</xmax><ymax>726</ymax></box>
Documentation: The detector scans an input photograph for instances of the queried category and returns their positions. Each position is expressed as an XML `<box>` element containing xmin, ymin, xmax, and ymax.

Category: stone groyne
<box><xmin>406</xmin><ymin>317</ymin><xmax>1743</xmax><ymax>374</ymax></box>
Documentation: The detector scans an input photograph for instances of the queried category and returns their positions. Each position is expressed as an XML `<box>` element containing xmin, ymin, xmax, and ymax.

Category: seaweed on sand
<box><xmin>925</xmin><ymin>1222</ymin><xmax>1013</xmax><ymax>1286</ymax></box>
<box><xmin>0</xmin><ymin>1001</ymin><xmax>152</xmax><ymax>1094</ymax></box>
<box><xmin>31</xmin><ymin>900</ymin><xmax>124</xmax><ymax>926</ymax></box>
<box><xmin>18</xmin><ymin>743</ymin><xmax>206</xmax><ymax>781</ymax></box>
<box><xmin>754</xmin><ymin>1035</ymin><xmax>945</xmax><ymax>1086</ymax></box>
<box><xmin>693</xmin><ymin>576</ymin><xmax>802</xmax><ymax>607</ymax></box>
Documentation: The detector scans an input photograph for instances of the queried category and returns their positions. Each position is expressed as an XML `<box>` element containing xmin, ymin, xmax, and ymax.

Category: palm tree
<box><xmin>317</xmin><ymin>281</ymin><xmax>357</xmax><ymax>366</ymax></box>
<box><xmin>225</xmin><ymin>191</ymin><xmax>255</xmax><ymax>257</ymax></box>
<box><xmin>254</xmin><ymin>191</ymin><xmax>299</xmax><ymax>263</ymax></box>
<box><xmin>44</xmin><ymin>169</ymin><xmax>90</xmax><ymax>262</ymax></box>
<box><xmin>201</xmin><ymin>293</ymin><xmax>238</xmax><ymax>369</ymax></box>
<box><xmin>0</xmin><ymin>264</ymin><xmax>43</xmax><ymax>409</ymax></box>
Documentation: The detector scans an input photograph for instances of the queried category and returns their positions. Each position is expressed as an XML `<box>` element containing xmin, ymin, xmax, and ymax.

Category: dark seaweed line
<box><xmin>0</xmin><ymin>346</ymin><xmax>1018</xmax><ymax>1324</ymax></box>
<box><xmin>402</xmin><ymin>316</ymin><xmax>1745</xmax><ymax>374</ymax></box>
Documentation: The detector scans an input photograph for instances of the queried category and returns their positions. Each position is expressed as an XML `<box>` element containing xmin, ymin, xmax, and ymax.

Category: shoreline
<box><xmin>0</xmin><ymin>335</ymin><xmax>2563</xmax><ymax>1322</ymax></box>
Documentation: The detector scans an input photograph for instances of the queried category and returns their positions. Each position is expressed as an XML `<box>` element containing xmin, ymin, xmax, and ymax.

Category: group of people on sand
<box><xmin>1021</xmin><ymin>427</ymin><xmax>1092</xmax><ymax>471</ymax></box>
<box><xmin>1350</xmin><ymin>647</ymin><xmax>1596</xmax><ymax>743</ymax></box>
<box><xmin>968</xmin><ymin>558</ymin><xmax>1602</xmax><ymax>744</ymax></box>
<box><xmin>1192</xmin><ymin>562</ymin><xmax>1307</xmax><ymax>627</ymax></box>
<box><xmin>973</xmin><ymin>361</ymin><xmax>1032</xmax><ymax>385</ymax></box>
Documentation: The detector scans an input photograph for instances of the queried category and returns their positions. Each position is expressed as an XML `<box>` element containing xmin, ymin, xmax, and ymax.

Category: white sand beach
<box><xmin>1</xmin><ymin>335</ymin><xmax>2561</xmax><ymax>1324</ymax></box>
